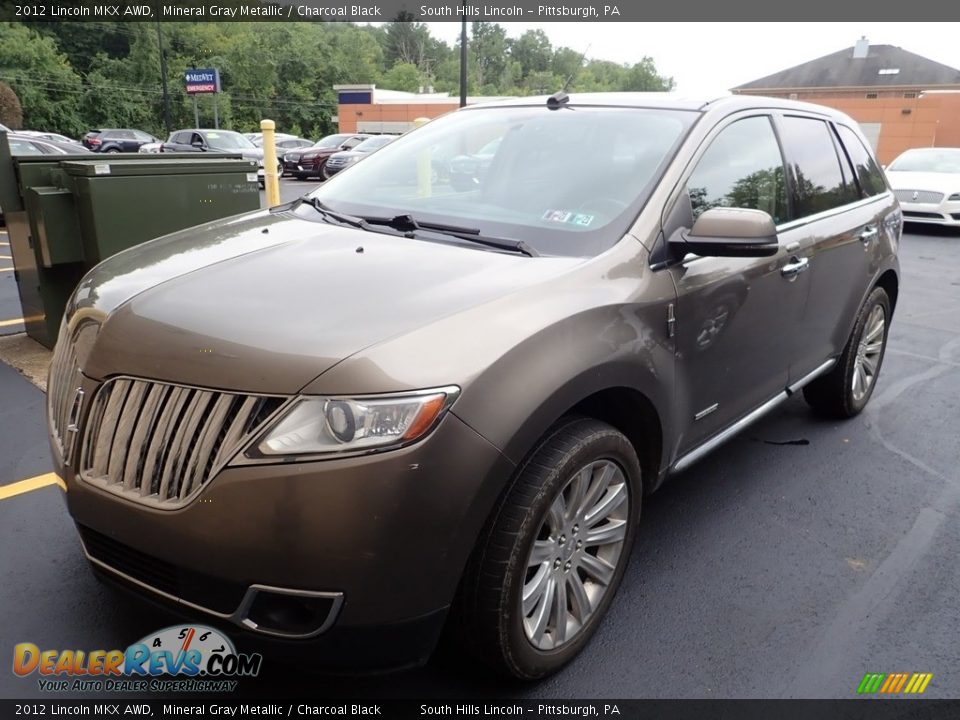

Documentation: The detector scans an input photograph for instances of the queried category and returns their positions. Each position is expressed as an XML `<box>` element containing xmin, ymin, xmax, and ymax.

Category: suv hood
<box><xmin>885</xmin><ymin>170</ymin><xmax>960</xmax><ymax>194</ymax></box>
<box><xmin>74</xmin><ymin>210</ymin><xmax>580</xmax><ymax>394</ymax></box>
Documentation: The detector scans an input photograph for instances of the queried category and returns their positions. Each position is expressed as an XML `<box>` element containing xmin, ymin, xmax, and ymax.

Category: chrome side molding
<box><xmin>672</xmin><ymin>358</ymin><xmax>838</xmax><ymax>474</ymax></box>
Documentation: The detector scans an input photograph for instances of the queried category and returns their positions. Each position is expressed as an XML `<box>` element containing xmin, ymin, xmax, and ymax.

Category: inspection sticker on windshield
<box><xmin>542</xmin><ymin>209</ymin><xmax>594</xmax><ymax>227</ymax></box>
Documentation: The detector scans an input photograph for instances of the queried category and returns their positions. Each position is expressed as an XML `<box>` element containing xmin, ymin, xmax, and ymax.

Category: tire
<box><xmin>804</xmin><ymin>286</ymin><xmax>891</xmax><ymax>418</ymax></box>
<box><xmin>105</xmin><ymin>148</ymin><xmax>120</xmax><ymax>154</ymax></box>
<box><xmin>456</xmin><ymin>417</ymin><xmax>641</xmax><ymax>679</ymax></box>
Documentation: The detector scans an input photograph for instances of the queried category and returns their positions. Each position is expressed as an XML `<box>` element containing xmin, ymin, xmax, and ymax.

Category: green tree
<box><xmin>0</xmin><ymin>22</ymin><xmax>84</xmax><ymax>135</ymax></box>
<box><xmin>381</xmin><ymin>62</ymin><xmax>423</xmax><ymax>93</ymax></box>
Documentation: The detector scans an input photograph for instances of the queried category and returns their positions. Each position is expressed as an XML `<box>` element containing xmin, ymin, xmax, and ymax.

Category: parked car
<box><xmin>49</xmin><ymin>94</ymin><xmax>900</xmax><ymax>680</ymax></box>
<box><xmin>19</xmin><ymin>130</ymin><xmax>80</xmax><ymax>145</ymax></box>
<box><xmin>449</xmin><ymin>136</ymin><xmax>502</xmax><ymax>191</ymax></box>
<box><xmin>282</xmin><ymin>133</ymin><xmax>370</xmax><ymax>179</ymax></box>
<box><xmin>6</xmin><ymin>133</ymin><xmax>92</xmax><ymax>155</ymax></box>
<box><xmin>82</xmin><ymin>129</ymin><xmax>159</xmax><ymax>153</ymax></box>
<box><xmin>162</xmin><ymin>129</ymin><xmax>274</xmax><ymax>187</ymax></box>
<box><xmin>885</xmin><ymin>147</ymin><xmax>960</xmax><ymax>227</ymax></box>
<box><xmin>323</xmin><ymin>135</ymin><xmax>395</xmax><ymax>178</ymax></box>
<box><xmin>255</xmin><ymin>135</ymin><xmax>313</xmax><ymax>176</ymax></box>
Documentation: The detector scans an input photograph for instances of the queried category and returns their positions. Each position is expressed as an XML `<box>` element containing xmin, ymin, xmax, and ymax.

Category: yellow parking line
<box><xmin>0</xmin><ymin>473</ymin><xmax>66</xmax><ymax>501</ymax></box>
<box><xmin>0</xmin><ymin>254</ymin><xmax>9</xmax><ymax>259</ymax></box>
<box><xmin>0</xmin><ymin>318</ymin><xmax>24</xmax><ymax>328</ymax></box>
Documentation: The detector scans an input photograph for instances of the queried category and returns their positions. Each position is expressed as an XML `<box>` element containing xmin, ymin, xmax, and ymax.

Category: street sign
<box><xmin>184</xmin><ymin>68</ymin><xmax>221</xmax><ymax>94</ymax></box>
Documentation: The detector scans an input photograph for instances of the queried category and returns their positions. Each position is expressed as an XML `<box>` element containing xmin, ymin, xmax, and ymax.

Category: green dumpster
<box><xmin>0</xmin><ymin>136</ymin><xmax>260</xmax><ymax>347</ymax></box>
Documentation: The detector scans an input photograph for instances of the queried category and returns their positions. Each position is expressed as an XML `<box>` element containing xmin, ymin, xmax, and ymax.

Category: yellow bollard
<box><xmin>414</xmin><ymin>117</ymin><xmax>431</xmax><ymax>198</ymax></box>
<box><xmin>260</xmin><ymin>119</ymin><xmax>281</xmax><ymax>207</ymax></box>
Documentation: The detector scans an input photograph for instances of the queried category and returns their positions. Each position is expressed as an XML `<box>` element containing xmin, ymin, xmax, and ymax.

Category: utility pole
<box><xmin>156</xmin><ymin>21</ymin><xmax>172</xmax><ymax>135</ymax></box>
<box><xmin>459</xmin><ymin>17</ymin><xmax>467</xmax><ymax>108</ymax></box>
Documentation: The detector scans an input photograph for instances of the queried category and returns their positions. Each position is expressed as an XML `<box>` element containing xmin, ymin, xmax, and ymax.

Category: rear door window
<box><xmin>687</xmin><ymin>115</ymin><xmax>788</xmax><ymax>224</ymax></box>
<box><xmin>778</xmin><ymin>116</ymin><xmax>855</xmax><ymax>217</ymax></box>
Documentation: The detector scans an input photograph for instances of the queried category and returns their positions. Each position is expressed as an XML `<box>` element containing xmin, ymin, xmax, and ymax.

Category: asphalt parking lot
<box><xmin>1</xmin><ymin>219</ymin><xmax>958</xmax><ymax>699</ymax></box>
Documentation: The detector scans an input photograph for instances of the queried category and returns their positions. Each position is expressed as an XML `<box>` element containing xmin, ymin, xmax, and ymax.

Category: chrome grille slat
<box><xmin>181</xmin><ymin>395</ymin><xmax>235</xmax><ymax>500</ymax></box>
<box><xmin>158</xmin><ymin>390</ymin><xmax>213</xmax><ymax>502</ymax></box>
<box><xmin>93</xmin><ymin>380</ymin><xmax>132</xmax><ymax>476</ymax></box>
<box><xmin>107</xmin><ymin>382</ymin><xmax>147</xmax><ymax>485</ymax></box>
<box><xmin>48</xmin><ymin>337</ymin><xmax>81</xmax><ymax>457</ymax></box>
<box><xmin>80</xmin><ymin>379</ymin><xmax>278</xmax><ymax>509</ymax></box>
<box><xmin>140</xmin><ymin>387</ymin><xmax>190</xmax><ymax>498</ymax></box>
<box><xmin>124</xmin><ymin>384</ymin><xmax>169</xmax><ymax>492</ymax></box>
<box><xmin>211</xmin><ymin>396</ymin><xmax>260</xmax><ymax>471</ymax></box>
<box><xmin>894</xmin><ymin>189</ymin><xmax>944</xmax><ymax>204</ymax></box>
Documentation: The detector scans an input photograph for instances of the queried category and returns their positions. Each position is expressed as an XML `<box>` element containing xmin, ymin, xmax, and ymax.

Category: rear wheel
<box><xmin>804</xmin><ymin>286</ymin><xmax>890</xmax><ymax>418</ymax></box>
<box><xmin>456</xmin><ymin>418</ymin><xmax>641</xmax><ymax>679</ymax></box>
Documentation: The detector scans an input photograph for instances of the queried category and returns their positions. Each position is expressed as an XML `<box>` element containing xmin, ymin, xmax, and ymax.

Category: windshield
<box><xmin>303</xmin><ymin>105</ymin><xmax>694</xmax><ymax>257</ymax></box>
<box><xmin>354</xmin><ymin>136</ymin><xmax>394</xmax><ymax>153</ymax></box>
<box><xmin>204</xmin><ymin>131</ymin><xmax>255</xmax><ymax>150</ymax></box>
<box><xmin>888</xmin><ymin>148</ymin><xmax>960</xmax><ymax>173</ymax></box>
<box><xmin>314</xmin><ymin>134</ymin><xmax>350</xmax><ymax>149</ymax></box>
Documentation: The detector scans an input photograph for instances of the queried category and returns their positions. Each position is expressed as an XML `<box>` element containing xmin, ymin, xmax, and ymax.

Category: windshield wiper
<box><xmin>297</xmin><ymin>196</ymin><xmax>371</xmax><ymax>230</ymax></box>
<box><xmin>359</xmin><ymin>214</ymin><xmax>539</xmax><ymax>258</ymax></box>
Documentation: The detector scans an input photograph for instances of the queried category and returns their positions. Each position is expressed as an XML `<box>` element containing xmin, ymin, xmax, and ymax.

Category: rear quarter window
<box><xmin>835</xmin><ymin>124</ymin><xmax>888</xmax><ymax>197</ymax></box>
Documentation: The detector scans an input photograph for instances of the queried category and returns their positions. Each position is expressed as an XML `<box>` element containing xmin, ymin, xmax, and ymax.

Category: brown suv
<box><xmin>48</xmin><ymin>94</ymin><xmax>900</xmax><ymax>679</ymax></box>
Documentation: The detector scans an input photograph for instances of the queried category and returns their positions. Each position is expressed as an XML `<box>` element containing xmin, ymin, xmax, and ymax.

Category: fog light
<box><xmin>242</xmin><ymin>588</ymin><xmax>341</xmax><ymax>637</ymax></box>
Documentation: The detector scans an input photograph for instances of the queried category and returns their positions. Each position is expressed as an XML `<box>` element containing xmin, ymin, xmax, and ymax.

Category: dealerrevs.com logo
<box><xmin>13</xmin><ymin>625</ymin><xmax>262</xmax><ymax>693</ymax></box>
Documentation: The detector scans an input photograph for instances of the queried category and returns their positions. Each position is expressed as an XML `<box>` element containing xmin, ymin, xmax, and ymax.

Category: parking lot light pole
<box><xmin>459</xmin><ymin>18</ymin><xmax>467</xmax><ymax>108</ymax></box>
<box><xmin>260</xmin><ymin>119</ymin><xmax>281</xmax><ymax>207</ymax></box>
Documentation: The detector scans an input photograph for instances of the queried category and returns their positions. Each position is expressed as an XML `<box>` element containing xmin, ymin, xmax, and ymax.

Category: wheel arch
<box><xmin>874</xmin><ymin>267</ymin><xmax>899</xmax><ymax>315</ymax></box>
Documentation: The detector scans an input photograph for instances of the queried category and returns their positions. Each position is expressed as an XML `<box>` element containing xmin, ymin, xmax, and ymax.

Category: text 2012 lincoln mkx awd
<box><xmin>48</xmin><ymin>93</ymin><xmax>900</xmax><ymax>679</ymax></box>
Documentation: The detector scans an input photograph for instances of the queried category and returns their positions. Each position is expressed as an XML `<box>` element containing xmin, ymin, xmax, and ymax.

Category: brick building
<box><xmin>732</xmin><ymin>38</ymin><xmax>960</xmax><ymax>164</ymax></box>
<box><xmin>333</xmin><ymin>85</ymin><xmax>511</xmax><ymax>134</ymax></box>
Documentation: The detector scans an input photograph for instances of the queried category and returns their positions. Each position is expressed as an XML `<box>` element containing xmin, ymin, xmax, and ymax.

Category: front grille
<box><xmin>80</xmin><ymin>378</ymin><xmax>283</xmax><ymax>508</ymax></box>
<box><xmin>326</xmin><ymin>158</ymin><xmax>346</xmax><ymax>167</ymax></box>
<box><xmin>895</xmin><ymin>189</ymin><xmax>944</xmax><ymax>204</ymax></box>
<box><xmin>902</xmin><ymin>211</ymin><xmax>945</xmax><ymax>219</ymax></box>
<box><xmin>79</xmin><ymin>525</ymin><xmax>247</xmax><ymax>614</ymax></box>
<box><xmin>48</xmin><ymin>336</ymin><xmax>82</xmax><ymax>458</ymax></box>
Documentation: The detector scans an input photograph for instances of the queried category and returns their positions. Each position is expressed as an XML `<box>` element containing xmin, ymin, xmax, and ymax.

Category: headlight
<box><xmin>246</xmin><ymin>386</ymin><xmax>459</xmax><ymax>459</ymax></box>
<box><xmin>948</xmin><ymin>193</ymin><xmax>960</xmax><ymax>201</ymax></box>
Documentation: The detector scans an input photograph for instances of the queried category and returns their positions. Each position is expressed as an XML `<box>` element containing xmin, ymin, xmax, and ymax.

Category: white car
<box><xmin>886</xmin><ymin>147</ymin><xmax>960</xmax><ymax>227</ymax></box>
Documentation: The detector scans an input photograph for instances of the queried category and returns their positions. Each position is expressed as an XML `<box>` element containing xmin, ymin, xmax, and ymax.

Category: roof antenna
<box><xmin>562</xmin><ymin>43</ymin><xmax>592</xmax><ymax>92</ymax></box>
<box><xmin>547</xmin><ymin>91</ymin><xmax>569</xmax><ymax>110</ymax></box>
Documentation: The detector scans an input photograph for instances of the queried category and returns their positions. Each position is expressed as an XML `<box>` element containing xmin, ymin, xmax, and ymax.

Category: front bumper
<box><xmin>58</xmin><ymin>411</ymin><xmax>513</xmax><ymax>668</ymax></box>
<box><xmin>898</xmin><ymin>199</ymin><xmax>960</xmax><ymax>226</ymax></box>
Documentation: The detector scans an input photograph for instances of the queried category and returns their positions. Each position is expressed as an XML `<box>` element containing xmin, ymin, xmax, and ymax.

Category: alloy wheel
<box><xmin>852</xmin><ymin>304</ymin><xmax>885</xmax><ymax>402</ymax></box>
<box><xmin>520</xmin><ymin>459</ymin><xmax>630</xmax><ymax>651</ymax></box>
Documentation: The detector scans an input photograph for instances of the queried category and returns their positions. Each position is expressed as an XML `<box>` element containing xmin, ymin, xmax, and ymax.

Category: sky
<box><xmin>399</xmin><ymin>22</ymin><xmax>960</xmax><ymax>96</ymax></box>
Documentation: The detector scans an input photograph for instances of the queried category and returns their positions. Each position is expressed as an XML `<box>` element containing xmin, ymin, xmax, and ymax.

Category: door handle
<box><xmin>860</xmin><ymin>226</ymin><xmax>879</xmax><ymax>244</ymax></box>
<box><xmin>781</xmin><ymin>256</ymin><xmax>809</xmax><ymax>279</ymax></box>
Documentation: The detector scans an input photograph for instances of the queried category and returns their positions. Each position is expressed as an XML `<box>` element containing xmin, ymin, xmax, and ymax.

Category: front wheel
<box><xmin>456</xmin><ymin>418</ymin><xmax>641</xmax><ymax>679</ymax></box>
<box><xmin>804</xmin><ymin>286</ymin><xmax>891</xmax><ymax>418</ymax></box>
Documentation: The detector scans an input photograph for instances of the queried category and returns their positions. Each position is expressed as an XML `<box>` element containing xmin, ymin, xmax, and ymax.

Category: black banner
<box><xmin>2</xmin><ymin>700</ymin><xmax>960</xmax><ymax>719</ymax></box>
<box><xmin>0</xmin><ymin>0</ymin><xmax>956</xmax><ymax>22</ymax></box>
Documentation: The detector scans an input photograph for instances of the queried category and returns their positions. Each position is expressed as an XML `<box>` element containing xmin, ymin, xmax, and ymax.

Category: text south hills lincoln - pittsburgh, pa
<box><xmin>419</xmin><ymin>4</ymin><xmax>621</xmax><ymax>17</ymax></box>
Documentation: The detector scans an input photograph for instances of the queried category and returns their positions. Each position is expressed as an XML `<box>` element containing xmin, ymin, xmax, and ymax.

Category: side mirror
<box><xmin>672</xmin><ymin>207</ymin><xmax>779</xmax><ymax>258</ymax></box>
<box><xmin>191</xmin><ymin>139</ymin><xmax>205</xmax><ymax>149</ymax></box>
